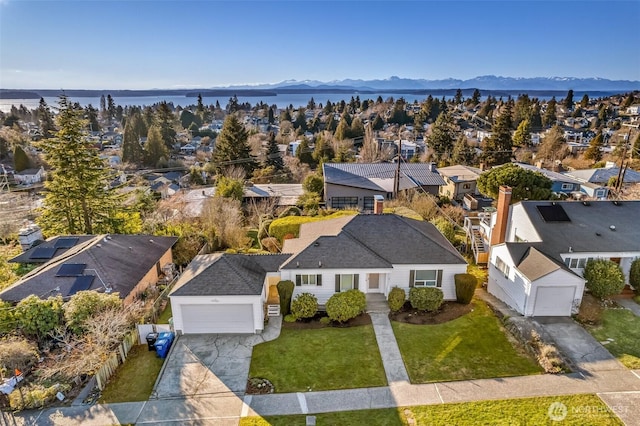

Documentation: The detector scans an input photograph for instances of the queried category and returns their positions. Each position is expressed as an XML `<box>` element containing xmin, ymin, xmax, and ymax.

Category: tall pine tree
<box><xmin>211</xmin><ymin>115</ymin><xmax>256</xmax><ymax>175</ymax></box>
<box><xmin>482</xmin><ymin>103</ymin><xmax>513</xmax><ymax>166</ymax></box>
<box><xmin>122</xmin><ymin>112</ymin><xmax>145</xmax><ymax>165</ymax></box>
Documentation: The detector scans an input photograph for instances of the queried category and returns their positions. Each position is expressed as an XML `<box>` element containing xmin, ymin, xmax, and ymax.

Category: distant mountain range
<box><xmin>1</xmin><ymin>76</ymin><xmax>638</xmax><ymax>99</ymax></box>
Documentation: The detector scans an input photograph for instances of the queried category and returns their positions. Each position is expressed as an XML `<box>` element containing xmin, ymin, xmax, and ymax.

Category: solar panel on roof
<box><xmin>536</xmin><ymin>204</ymin><xmax>571</xmax><ymax>222</ymax></box>
<box><xmin>29</xmin><ymin>247</ymin><xmax>57</xmax><ymax>260</ymax></box>
<box><xmin>56</xmin><ymin>263</ymin><xmax>87</xmax><ymax>277</ymax></box>
<box><xmin>68</xmin><ymin>275</ymin><xmax>95</xmax><ymax>296</ymax></box>
<box><xmin>54</xmin><ymin>237</ymin><xmax>79</xmax><ymax>249</ymax></box>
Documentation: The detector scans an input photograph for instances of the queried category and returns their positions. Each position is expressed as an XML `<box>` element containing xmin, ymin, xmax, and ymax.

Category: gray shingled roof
<box><xmin>281</xmin><ymin>214</ymin><xmax>466</xmax><ymax>269</ymax></box>
<box><xmin>503</xmin><ymin>244</ymin><xmax>566</xmax><ymax>281</ymax></box>
<box><xmin>10</xmin><ymin>235</ymin><xmax>96</xmax><ymax>264</ymax></box>
<box><xmin>514</xmin><ymin>163</ymin><xmax>582</xmax><ymax>185</ymax></box>
<box><xmin>0</xmin><ymin>235</ymin><xmax>178</xmax><ymax>303</ymax></box>
<box><xmin>171</xmin><ymin>253</ymin><xmax>289</xmax><ymax>296</ymax></box>
<box><xmin>323</xmin><ymin>163</ymin><xmax>446</xmax><ymax>190</ymax></box>
<box><xmin>564</xmin><ymin>167</ymin><xmax>640</xmax><ymax>184</ymax></box>
<box><xmin>518</xmin><ymin>200</ymin><xmax>640</xmax><ymax>259</ymax></box>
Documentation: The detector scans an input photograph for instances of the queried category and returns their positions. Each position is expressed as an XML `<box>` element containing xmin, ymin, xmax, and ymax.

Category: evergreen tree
<box><xmin>13</xmin><ymin>145</ymin><xmax>31</xmax><ymax>172</ymax></box>
<box><xmin>268</xmin><ymin>107</ymin><xmax>275</xmax><ymax>124</ymax></box>
<box><xmin>293</xmin><ymin>108</ymin><xmax>307</xmax><ymax>131</ymax></box>
<box><xmin>371</xmin><ymin>114</ymin><xmax>384</xmax><ymax>130</ymax></box>
<box><xmin>427</xmin><ymin>111</ymin><xmax>455</xmax><ymax>162</ymax></box>
<box><xmin>312</xmin><ymin>133</ymin><xmax>334</xmax><ymax>163</ymax></box>
<box><xmin>482</xmin><ymin>103</ymin><xmax>513</xmax><ymax>166</ymax></box>
<box><xmin>264</xmin><ymin>131</ymin><xmax>284</xmax><ymax>171</ymax></box>
<box><xmin>584</xmin><ymin>132</ymin><xmax>604</xmax><ymax>162</ymax></box>
<box><xmin>563</xmin><ymin>89</ymin><xmax>574</xmax><ymax>110</ymax></box>
<box><xmin>106</xmin><ymin>95</ymin><xmax>116</xmax><ymax>121</ymax></box>
<box><xmin>307</xmin><ymin>97</ymin><xmax>316</xmax><ymax>110</ymax></box>
<box><xmin>37</xmin><ymin>96</ymin><xmax>121</xmax><ymax>235</ymax></box>
<box><xmin>144</xmin><ymin>125</ymin><xmax>169</xmax><ymax>167</ymax></box>
<box><xmin>156</xmin><ymin>102</ymin><xmax>177</xmax><ymax>150</ymax></box>
<box><xmin>196</xmin><ymin>93</ymin><xmax>205</xmax><ymax>120</ymax></box>
<box><xmin>350</xmin><ymin>117</ymin><xmax>365</xmax><ymax>139</ymax></box>
<box><xmin>454</xmin><ymin>89</ymin><xmax>463</xmax><ymax>104</ymax></box>
<box><xmin>84</xmin><ymin>104</ymin><xmax>100</xmax><ymax>132</ymax></box>
<box><xmin>99</xmin><ymin>95</ymin><xmax>106</xmax><ymax>115</ymax></box>
<box><xmin>622</xmin><ymin>93</ymin><xmax>635</xmax><ymax>108</ymax></box>
<box><xmin>543</xmin><ymin>97</ymin><xmax>557</xmax><ymax>127</ymax></box>
<box><xmin>451</xmin><ymin>134</ymin><xmax>475</xmax><ymax>165</ymax></box>
<box><xmin>295</xmin><ymin>136</ymin><xmax>314</xmax><ymax>166</ymax></box>
<box><xmin>325</xmin><ymin>114</ymin><xmax>337</xmax><ymax>132</ymax></box>
<box><xmin>37</xmin><ymin>98</ymin><xmax>56</xmax><ymax>139</ymax></box>
<box><xmin>334</xmin><ymin>117</ymin><xmax>351</xmax><ymax>140</ymax></box>
<box><xmin>529</xmin><ymin>102</ymin><xmax>543</xmax><ymax>130</ymax></box>
<box><xmin>513</xmin><ymin>94</ymin><xmax>532</xmax><ymax>127</ymax></box>
<box><xmin>122</xmin><ymin>113</ymin><xmax>145</xmax><ymax>165</ymax></box>
<box><xmin>470</xmin><ymin>89</ymin><xmax>481</xmax><ymax>106</ymax></box>
<box><xmin>211</xmin><ymin>115</ymin><xmax>256</xmax><ymax>175</ymax></box>
<box><xmin>580</xmin><ymin>94</ymin><xmax>590</xmax><ymax>108</ymax></box>
<box><xmin>280</xmin><ymin>108</ymin><xmax>292</xmax><ymax>122</ymax></box>
<box><xmin>512</xmin><ymin>119</ymin><xmax>532</xmax><ymax>147</ymax></box>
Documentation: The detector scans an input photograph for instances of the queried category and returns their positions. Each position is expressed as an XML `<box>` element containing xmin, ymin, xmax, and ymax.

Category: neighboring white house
<box><xmin>485</xmin><ymin>186</ymin><xmax>640</xmax><ymax>317</ymax></box>
<box><xmin>13</xmin><ymin>167</ymin><xmax>45</xmax><ymax>185</ymax></box>
<box><xmin>170</xmin><ymin>213</ymin><xmax>468</xmax><ymax>334</ymax></box>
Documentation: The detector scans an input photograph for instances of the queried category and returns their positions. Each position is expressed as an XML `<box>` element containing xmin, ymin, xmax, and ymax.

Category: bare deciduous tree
<box><xmin>201</xmin><ymin>195</ymin><xmax>250</xmax><ymax>251</ymax></box>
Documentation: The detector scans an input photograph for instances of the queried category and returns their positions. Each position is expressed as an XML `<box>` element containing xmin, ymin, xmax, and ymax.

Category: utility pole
<box><xmin>394</xmin><ymin>127</ymin><xmax>402</xmax><ymax>197</ymax></box>
<box><xmin>614</xmin><ymin>130</ymin><xmax>631</xmax><ymax>193</ymax></box>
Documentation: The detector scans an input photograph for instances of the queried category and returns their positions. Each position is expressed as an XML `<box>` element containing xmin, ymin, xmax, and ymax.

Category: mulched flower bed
<box><xmin>282</xmin><ymin>312</ymin><xmax>372</xmax><ymax>330</ymax></box>
<box><xmin>246</xmin><ymin>377</ymin><xmax>274</xmax><ymax>395</ymax></box>
<box><xmin>389</xmin><ymin>301</ymin><xmax>472</xmax><ymax>325</ymax></box>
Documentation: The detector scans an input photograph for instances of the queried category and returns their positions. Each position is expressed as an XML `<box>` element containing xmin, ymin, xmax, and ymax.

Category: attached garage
<box><xmin>532</xmin><ymin>286</ymin><xmax>576</xmax><ymax>317</ymax></box>
<box><xmin>169</xmin><ymin>252</ymin><xmax>289</xmax><ymax>335</ymax></box>
<box><xmin>180</xmin><ymin>304</ymin><xmax>255</xmax><ymax>334</ymax></box>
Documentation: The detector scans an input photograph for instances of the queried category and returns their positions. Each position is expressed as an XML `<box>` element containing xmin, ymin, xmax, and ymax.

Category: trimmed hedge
<box><xmin>584</xmin><ymin>259</ymin><xmax>625</xmax><ymax>299</ymax></box>
<box><xmin>409</xmin><ymin>287</ymin><xmax>443</xmax><ymax>312</ymax></box>
<box><xmin>268</xmin><ymin>211</ymin><xmax>357</xmax><ymax>242</ymax></box>
<box><xmin>387</xmin><ymin>287</ymin><xmax>406</xmax><ymax>312</ymax></box>
<box><xmin>276</xmin><ymin>280</ymin><xmax>295</xmax><ymax>315</ymax></box>
<box><xmin>326</xmin><ymin>289</ymin><xmax>366</xmax><ymax>323</ymax></box>
<box><xmin>630</xmin><ymin>258</ymin><xmax>640</xmax><ymax>294</ymax></box>
<box><xmin>290</xmin><ymin>293</ymin><xmax>318</xmax><ymax>320</ymax></box>
<box><xmin>454</xmin><ymin>273</ymin><xmax>477</xmax><ymax>305</ymax></box>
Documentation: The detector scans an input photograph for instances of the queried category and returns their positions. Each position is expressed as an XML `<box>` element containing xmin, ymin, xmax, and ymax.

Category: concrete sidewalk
<box><xmin>615</xmin><ymin>298</ymin><xmax>640</xmax><ymax>317</ymax></box>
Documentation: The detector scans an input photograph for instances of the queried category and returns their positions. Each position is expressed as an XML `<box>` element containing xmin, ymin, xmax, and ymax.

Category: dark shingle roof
<box><xmin>564</xmin><ymin>167</ymin><xmax>640</xmax><ymax>184</ymax></box>
<box><xmin>323</xmin><ymin>163</ymin><xmax>446</xmax><ymax>191</ymax></box>
<box><xmin>281</xmin><ymin>214</ymin><xmax>466</xmax><ymax>269</ymax></box>
<box><xmin>0</xmin><ymin>235</ymin><xmax>177</xmax><ymax>303</ymax></box>
<box><xmin>10</xmin><ymin>235</ymin><xmax>95</xmax><ymax>264</ymax></box>
<box><xmin>171</xmin><ymin>253</ymin><xmax>289</xmax><ymax>296</ymax></box>
<box><xmin>518</xmin><ymin>200</ymin><xmax>640</xmax><ymax>258</ymax></box>
<box><xmin>503</xmin><ymin>243</ymin><xmax>569</xmax><ymax>281</ymax></box>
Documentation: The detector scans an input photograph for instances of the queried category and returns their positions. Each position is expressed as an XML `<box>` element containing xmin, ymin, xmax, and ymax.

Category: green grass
<box><xmin>157</xmin><ymin>303</ymin><xmax>172</xmax><ymax>324</ymax></box>
<box><xmin>587</xmin><ymin>308</ymin><xmax>640</xmax><ymax>369</ymax></box>
<box><xmin>240</xmin><ymin>394</ymin><xmax>621</xmax><ymax>426</ymax></box>
<box><xmin>247</xmin><ymin>228</ymin><xmax>260</xmax><ymax>249</ymax></box>
<box><xmin>99</xmin><ymin>345</ymin><xmax>165</xmax><ymax>403</ymax></box>
<box><xmin>249</xmin><ymin>325</ymin><xmax>387</xmax><ymax>393</ymax></box>
<box><xmin>392</xmin><ymin>300</ymin><xmax>542</xmax><ymax>383</ymax></box>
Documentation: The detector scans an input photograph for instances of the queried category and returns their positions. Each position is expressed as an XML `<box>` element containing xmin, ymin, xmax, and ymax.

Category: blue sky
<box><xmin>1</xmin><ymin>1</ymin><xmax>639</xmax><ymax>89</ymax></box>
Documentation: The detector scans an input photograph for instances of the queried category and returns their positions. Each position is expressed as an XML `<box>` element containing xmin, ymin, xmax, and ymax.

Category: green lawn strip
<box><xmin>157</xmin><ymin>303</ymin><xmax>172</xmax><ymax>324</ymax></box>
<box><xmin>240</xmin><ymin>394</ymin><xmax>621</xmax><ymax>426</ymax></box>
<box><xmin>392</xmin><ymin>300</ymin><xmax>542</xmax><ymax>383</ymax></box>
<box><xmin>249</xmin><ymin>325</ymin><xmax>387</xmax><ymax>393</ymax></box>
<box><xmin>587</xmin><ymin>308</ymin><xmax>640</xmax><ymax>369</ymax></box>
<box><xmin>98</xmin><ymin>345</ymin><xmax>165</xmax><ymax>403</ymax></box>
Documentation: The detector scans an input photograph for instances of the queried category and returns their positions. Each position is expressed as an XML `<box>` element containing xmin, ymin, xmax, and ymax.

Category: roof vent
<box><xmin>610</xmin><ymin>225</ymin><xmax>616</xmax><ymax>231</ymax></box>
<box><xmin>318</xmin><ymin>261</ymin><xmax>322</xmax><ymax>268</ymax></box>
<box><xmin>582</xmin><ymin>201</ymin><xmax>590</xmax><ymax>206</ymax></box>
<box><xmin>612</xmin><ymin>201</ymin><xmax>621</xmax><ymax>206</ymax></box>
<box><xmin>595</xmin><ymin>232</ymin><xmax>601</xmax><ymax>236</ymax></box>
<box><xmin>568</xmin><ymin>246</ymin><xmax>573</xmax><ymax>252</ymax></box>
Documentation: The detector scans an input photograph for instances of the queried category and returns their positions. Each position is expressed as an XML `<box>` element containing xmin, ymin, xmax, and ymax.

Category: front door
<box><xmin>368</xmin><ymin>273</ymin><xmax>382</xmax><ymax>293</ymax></box>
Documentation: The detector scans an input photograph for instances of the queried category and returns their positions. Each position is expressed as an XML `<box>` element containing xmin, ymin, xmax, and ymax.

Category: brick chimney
<box><xmin>373</xmin><ymin>195</ymin><xmax>384</xmax><ymax>215</ymax></box>
<box><xmin>490</xmin><ymin>185</ymin><xmax>512</xmax><ymax>246</ymax></box>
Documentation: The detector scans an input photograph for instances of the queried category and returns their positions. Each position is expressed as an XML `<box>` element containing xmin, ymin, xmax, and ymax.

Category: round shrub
<box><xmin>284</xmin><ymin>314</ymin><xmax>297</xmax><ymax>323</ymax></box>
<box><xmin>276</xmin><ymin>280</ymin><xmax>295</xmax><ymax>316</ymax></box>
<box><xmin>409</xmin><ymin>287</ymin><xmax>444</xmax><ymax>312</ymax></box>
<box><xmin>290</xmin><ymin>293</ymin><xmax>318</xmax><ymax>320</ymax></box>
<box><xmin>326</xmin><ymin>290</ymin><xmax>366</xmax><ymax>323</ymax></box>
<box><xmin>454</xmin><ymin>273</ymin><xmax>477</xmax><ymax>305</ymax></box>
<box><xmin>319</xmin><ymin>316</ymin><xmax>331</xmax><ymax>325</ymax></box>
<box><xmin>387</xmin><ymin>287</ymin><xmax>406</xmax><ymax>312</ymax></box>
<box><xmin>583</xmin><ymin>259</ymin><xmax>625</xmax><ymax>299</ymax></box>
<box><xmin>630</xmin><ymin>258</ymin><xmax>640</xmax><ymax>294</ymax></box>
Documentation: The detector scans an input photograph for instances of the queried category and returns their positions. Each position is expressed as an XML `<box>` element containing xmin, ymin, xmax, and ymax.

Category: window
<box><xmin>595</xmin><ymin>189</ymin><xmax>606</xmax><ymax>198</ymax></box>
<box><xmin>335</xmin><ymin>274</ymin><xmax>359</xmax><ymax>292</ymax></box>
<box><xmin>296</xmin><ymin>274</ymin><xmax>322</xmax><ymax>286</ymax></box>
<box><xmin>331</xmin><ymin>197</ymin><xmax>358</xmax><ymax>209</ymax></box>
<box><xmin>411</xmin><ymin>270</ymin><xmax>442</xmax><ymax>287</ymax></box>
<box><xmin>495</xmin><ymin>257</ymin><xmax>510</xmax><ymax>278</ymax></box>
<box><xmin>363</xmin><ymin>197</ymin><xmax>375</xmax><ymax>211</ymax></box>
<box><xmin>577</xmin><ymin>258</ymin><xmax>587</xmax><ymax>268</ymax></box>
<box><xmin>462</xmin><ymin>183</ymin><xmax>472</xmax><ymax>190</ymax></box>
<box><xmin>561</xmin><ymin>183</ymin><xmax>573</xmax><ymax>190</ymax></box>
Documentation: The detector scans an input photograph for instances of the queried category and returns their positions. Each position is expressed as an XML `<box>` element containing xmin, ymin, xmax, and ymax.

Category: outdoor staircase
<box><xmin>366</xmin><ymin>293</ymin><xmax>390</xmax><ymax>314</ymax></box>
<box><xmin>267</xmin><ymin>304</ymin><xmax>280</xmax><ymax>316</ymax></box>
<box><xmin>472</xmin><ymin>229</ymin><xmax>486</xmax><ymax>253</ymax></box>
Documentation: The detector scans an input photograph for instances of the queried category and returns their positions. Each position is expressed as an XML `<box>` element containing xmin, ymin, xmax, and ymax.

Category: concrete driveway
<box><xmin>536</xmin><ymin>317</ymin><xmax>624</xmax><ymax>374</ymax></box>
<box><xmin>151</xmin><ymin>316</ymin><xmax>281</xmax><ymax>399</ymax></box>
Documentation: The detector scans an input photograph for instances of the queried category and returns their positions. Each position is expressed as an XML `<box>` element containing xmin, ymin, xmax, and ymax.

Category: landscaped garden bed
<box><xmin>282</xmin><ymin>311</ymin><xmax>371</xmax><ymax>330</ymax></box>
<box><xmin>392</xmin><ymin>300</ymin><xmax>542</xmax><ymax>383</ymax></box>
<box><xmin>389</xmin><ymin>301</ymin><xmax>473</xmax><ymax>325</ymax></box>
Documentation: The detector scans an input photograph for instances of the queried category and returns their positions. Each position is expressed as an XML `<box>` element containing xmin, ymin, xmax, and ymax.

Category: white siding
<box><xmin>388</xmin><ymin>264</ymin><xmax>467</xmax><ymax>301</ymax></box>
<box><xmin>506</xmin><ymin>204</ymin><xmax>542</xmax><ymax>243</ymax></box>
<box><xmin>525</xmin><ymin>269</ymin><xmax>585</xmax><ymax>316</ymax></box>
<box><xmin>488</xmin><ymin>245</ymin><xmax>529</xmax><ymax>314</ymax></box>
<box><xmin>170</xmin><ymin>295</ymin><xmax>263</xmax><ymax>334</ymax></box>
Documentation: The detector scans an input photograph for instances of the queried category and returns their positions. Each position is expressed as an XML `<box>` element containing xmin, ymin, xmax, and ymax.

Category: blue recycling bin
<box><xmin>157</xmin><ymin>331</ymin><xmax>175</xmax><ymax>345</ymax></box>
<box><xmin>154</xmin><ymin>338</ymin><xmax>172</xmax><ymax>359</ymax></box>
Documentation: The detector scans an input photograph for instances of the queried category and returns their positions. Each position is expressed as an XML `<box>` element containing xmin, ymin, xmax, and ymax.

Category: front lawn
<box><xmin>586</xmin><ymin>308</ymin><xmax>640</xmax><ymax>369</ymax></box>
<box><xmin>392</xmin><ymin>300</ymin><xmax>542</xmax><ymax>383</ymax></box>
<box><xmin>249</xmin><ymin>325</ymin><xmax>387</xmax><ymax>393</ymax></box>
<box><xmin>241</xmin><ymin>394</ymin><xmax>621</xmax><ymax>426</ymax></box>
<box><xmin>99</xmin><ymin>345</ymin><xmax>165</xmax><ymax>403</ymax></box>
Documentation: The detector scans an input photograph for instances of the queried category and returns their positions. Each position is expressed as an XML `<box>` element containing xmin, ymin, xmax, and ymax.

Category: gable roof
<box><xmin>323</xmin><ymin>163</ymin><xmax>445</xmax><ymax>192</ymax></box>
<box><xmin>438</xmin><ymin>165</ymin><xmax>482</xmax><ymax>182</ymax></box>
<box><xmin>516</xmin><ymin>200</ymin><xmax>640</xmax><ymax>258</ymax></box>
<box><xmin>503</xmin><ymin>243</ymin><xmax>566</xmax><ymax>281</ymax></box>
<box><xmin>171</xmin><ymin>253</ymin><xmax>290</xmax><ymax>296</ymax></box>
<box><xmin>564</xmin><ymin>167</ymin><xmax>640</xmax><ymax>184</ymax></box>
<box><xmin>513</xmin><ymin>163</ymin><xmax>582</xmax><ymax>185</ymax></box>
<box><xmin>0</xmin><ymin>235</ymin><xmax>177</xmax><ymax>303</ymax></box>
<box><xmin>281</xmin><ymin>214</ymin><xmax>466</xmax><ymax>270</ymax></box>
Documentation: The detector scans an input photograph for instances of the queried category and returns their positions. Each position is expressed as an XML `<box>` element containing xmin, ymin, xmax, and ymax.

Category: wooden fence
<box><xmin>94</xmin><ymin>329</ymin><xmax>138</xmax><ymax>391</ymax></box>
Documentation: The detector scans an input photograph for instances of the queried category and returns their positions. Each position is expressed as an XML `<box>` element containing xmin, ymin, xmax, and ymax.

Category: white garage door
<box><xmin>181</xmin><ymin>304</ymin><xmax>254</xmax><ymax>334</ymax></box>
<box><xmin>533</xmin><ymin>287</ymin><xmax>576</xmax><ymax>316</ymax></box>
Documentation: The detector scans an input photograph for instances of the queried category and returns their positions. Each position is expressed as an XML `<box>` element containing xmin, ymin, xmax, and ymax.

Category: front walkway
<box><xmin>615</xmin><ymin>297</ymin><xmax>640</xmax><ymax>317</ymax></box>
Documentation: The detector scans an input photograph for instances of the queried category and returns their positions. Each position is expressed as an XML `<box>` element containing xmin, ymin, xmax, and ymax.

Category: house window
<box><xmin>495</xmin><ymin>257</ymin><xmax>510</xmax><ymax>278</ymax></box>
<box><xmin>331</xmin><ymin>197</ymin><xmax>359</xmax><ymax>209</ymax></box>
<box><xmin>561</xmin><ymin>183</ymin><xmax>573</xmax><ymax>190</ymax></box>
<box><xmin>595</xmin><ymin>189</ymin><xmax>606</xmax><ymax>198</ymax></box>
<box><xmin>296</xmin><ymin>274</ymin><xmax>322</xmax><ymax>286</ymax></box>
<box><xmin>363</xmin><ymin>197</ymin><xmax>375</xmax><ymax>211</ymax></box>
<box><xmin>335</xmin><ymin>274</ymin><xmax>359</xmax><ymax>292</ymax></box>
<box><xmin>410</xmin><ymin>270</ymin><xmax>442</xmax><ymax>288</ymax></box>
<box><xmin>577</xmin><ymin>258</ymin><xmax>587</xmax><ymax>268</ymax></box>
<box><xmin>462</xmin><ymin>183</ymin><xmax>471</xmax><ymax>190</ymax></box>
